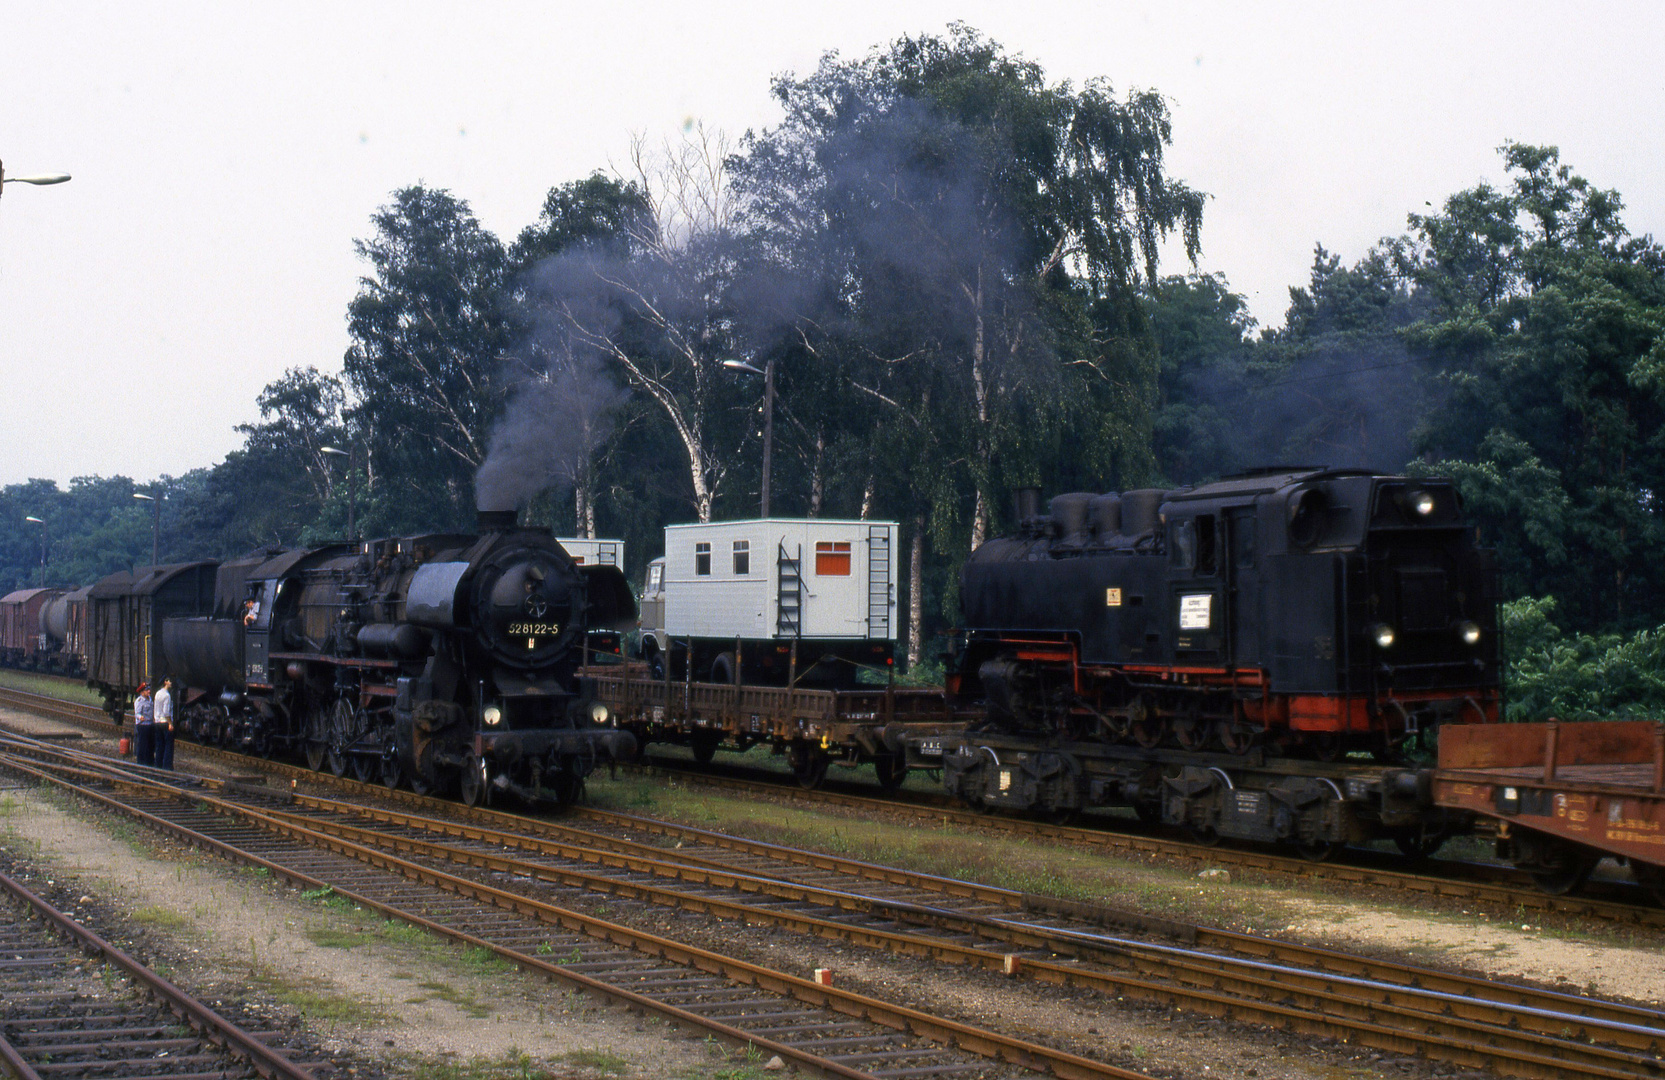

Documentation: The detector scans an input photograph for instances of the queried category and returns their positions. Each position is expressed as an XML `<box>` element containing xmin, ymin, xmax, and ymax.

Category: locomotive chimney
<box><xmin>1013</xmin><ymin>487</ymin><xmax>1042</xmax><ymax>524</ymax></box>
<box><xmin>477</xmin><ymin>509</ymin><xmax>519</xmax><ymax>531</ymax></box>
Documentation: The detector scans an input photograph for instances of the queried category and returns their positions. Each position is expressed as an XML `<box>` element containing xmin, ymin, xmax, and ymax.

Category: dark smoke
<box><xmin>1170</xmin><ymin>343</ymin><xmax>1439</xmax><ymax>480</ymax></box>
<box><xmin>475</xmin><ymin>253</ymin><xmax>630</xmax><ymax>513</ymax></box>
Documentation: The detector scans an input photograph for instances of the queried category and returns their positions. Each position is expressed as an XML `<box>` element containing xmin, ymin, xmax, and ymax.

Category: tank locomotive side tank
<box><xmin>940</xmin><ymin>468</ymin><xmax>1501</xmax><ymax>857</ymax></box>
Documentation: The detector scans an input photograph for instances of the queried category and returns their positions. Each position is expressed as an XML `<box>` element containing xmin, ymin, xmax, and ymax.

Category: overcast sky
<box><xmin>1</xmin><ymin>1</ymin><xmax>1660</xmax><ymax>487</ymax></box>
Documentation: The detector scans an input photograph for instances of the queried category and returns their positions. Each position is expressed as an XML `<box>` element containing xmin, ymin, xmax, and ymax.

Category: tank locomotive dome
<box><xmin>466</xmin><ymin>539</ymin><xmax>584</xmax><ymax>669</ymax></box>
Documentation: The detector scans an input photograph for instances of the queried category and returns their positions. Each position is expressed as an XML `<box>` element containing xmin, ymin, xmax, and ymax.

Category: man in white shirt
<box><xmin>154</xmin><ymin>677</ymin><xmax>175</xmax><ymax>770</ymax></box>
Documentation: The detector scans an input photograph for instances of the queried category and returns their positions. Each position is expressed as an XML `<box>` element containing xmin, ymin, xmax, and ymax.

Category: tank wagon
<box><xmin>0</xmin><ymin>587</ymin><xmax>86</xmax><ymax>674</ymax></box>
<box><xmin>921</xmin><ymin>468</ymin><xmax>1501</xmax><ymax>858</ymax></box>
<box><xmin>82</xmin><ymin>511</ymin><xmax>635</xmax><ymax>806</ymax></box>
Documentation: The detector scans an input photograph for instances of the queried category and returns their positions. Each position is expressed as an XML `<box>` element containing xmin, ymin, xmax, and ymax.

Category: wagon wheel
<box><xmin>1298</xmin><ymin>838</ymin><xmax>1348</xmax><ymax>862</ymax></box>
<box><xmin>1632</xmin><ymin>864</ymin><xmax>1665</xmax><ymax>907</ymax></box>
<box><xmin>872</xmin><ymin>753</ymin><xmax>907</xmax><ymax>794</ymax></box>
<box><xmin>1526</xmin><ymin>842</ymin><xmax>1599</xmax><ymax>895</ymax></box>
<box><xmin>1392</xmin><ymin>825</ymin><xmax>1450</xmax><ymax>860</ymax></box>
<box><xmin>689</xmin><ymin>732</ymin><xmax>722</xmax><ymax>766</ymax></box>
<box><xmin>1186</xmin><ymin>824</ymin><xmax>1221</xmax><ymax>847</ymax></box>
<box><xmin>325</xmin><ymin>698</ymin><xmax>358</xmax><ymax>777</ymax></box>
<box><xmin>787</xmin><ymin>743</ymin><xmax>828</xmax><ymax>789</ymax></box>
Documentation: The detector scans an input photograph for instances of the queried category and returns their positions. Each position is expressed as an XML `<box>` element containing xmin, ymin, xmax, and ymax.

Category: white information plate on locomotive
<box><xmin>1179</xmin><ymin>594</ymin><xmax>1212</xmax><ymax>630</ymax></box>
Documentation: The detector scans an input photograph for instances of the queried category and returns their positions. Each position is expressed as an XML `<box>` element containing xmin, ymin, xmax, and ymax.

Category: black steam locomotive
<box><xmin>932</xmin><ymin>468</ymin><xmax>1501</xmax><ymax>857</ymax></box>
<box><xmin>86</xmin><ymin>510</ymin><xmax>635</xmax><ymax>806</ymax></box>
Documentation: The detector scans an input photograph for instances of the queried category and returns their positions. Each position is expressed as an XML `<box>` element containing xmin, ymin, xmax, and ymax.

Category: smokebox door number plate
<box><xmin>508</xmin><ymin>622</ymin><xmax>560</xmax><ymax>637</ymax></box>
<box><xmin>1179</xmin><ymin>594</ymin><xmax>1212</xmax><ymax>631</ymax></box>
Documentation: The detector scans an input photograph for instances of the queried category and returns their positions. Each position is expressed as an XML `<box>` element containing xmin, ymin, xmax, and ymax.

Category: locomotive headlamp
<box><xmin>482</xmin><ymin>706</ymin><xmax>503</xmax><ymax>727</ymax></box>
<box><xmin>1458</xmin><ymin>620</ymin><xmax>1482</xmax><ymax>646</ymax></box>
<box><xmin>1413</xmin><ymin>491</ymin><xmax>1436</xmax><ymax>516</ymax></box>
<box><xmin>1371</xmin><ymin>623</ymin><xmax>1396</xmax><ymax>649</ymax></box>
<box><xmin>589</xmin><ymin>701</ymin><xmax>610</xmax><ymax>725</ymax></box>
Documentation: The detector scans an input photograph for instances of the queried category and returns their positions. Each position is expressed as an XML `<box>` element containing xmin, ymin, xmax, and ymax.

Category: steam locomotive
<box><xmin>932</xmin><ymin>468</ymin><xmax>1501</xmax><ymax>856</ymax></box>
<box><xmin>84</xmin><ymin>509</ymin><xmax>635</xmax><ymax>806</ymax></box>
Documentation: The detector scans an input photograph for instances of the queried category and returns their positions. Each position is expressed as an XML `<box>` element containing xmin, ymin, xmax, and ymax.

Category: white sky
<box><xmin>1</xmin><ymin>1</ymin><xmax>1660</xmax><ymax>487</ymax></box>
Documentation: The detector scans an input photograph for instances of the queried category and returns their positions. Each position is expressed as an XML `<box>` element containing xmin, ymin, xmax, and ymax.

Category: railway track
<box><xmin>0</xmin><ymin>733</ymin><xmax>1151</xmax><ymax>1080</ymax></box>
<box><xmin>6</xmin><ymin>729</ymin><xmax>1665</xmax><ymax>1080</ymax></box>
<box><xmin>0</xmin><ymin>860</ymin><xmax>321</xmax><ymax>1079</ymax></box>
<box><xmin>2</xmin><ymin>679</ymin><xmax>1661</xmax><ymax>929</ymax></box>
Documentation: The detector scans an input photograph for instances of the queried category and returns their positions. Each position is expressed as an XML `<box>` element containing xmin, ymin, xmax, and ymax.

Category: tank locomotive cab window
<box><xmin>1169</xmin><ymin>516</ymin><xmax>1218</xmax><ymax>575</ymax></box>
<box><xmin>733</xmin><ymin>540</ymin><xmax>750</xmax><ymax>575</ymax></box>
<box><xmin>648</xmin><ymin>563</ymin><xmax>663</xmax><ymax>591</ymax></box>
<box><xmin>815</xmin><ymin>541</ymin><xmax>851</xmax><ymax>576</ymax></box>
<box><xmin>694</xmin><ymin>543</ymin><xmax>711</xmax><ymax>576</ymax></box>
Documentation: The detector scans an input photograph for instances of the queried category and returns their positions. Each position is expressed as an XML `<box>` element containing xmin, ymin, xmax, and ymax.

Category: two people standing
<box><xmin>131</xmin><ymin>677</ymin><xmax>175</xmax><ymax>769</ymax></box>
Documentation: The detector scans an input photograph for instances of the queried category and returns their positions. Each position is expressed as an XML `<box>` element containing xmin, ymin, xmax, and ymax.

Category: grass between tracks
<box><xmin>580</xmin><ymin>769</ymin><xmax>1655</xmax><ymax>953</ymax></box>
<box><xmin>583</xmin><ymin>769</ymin><xmax>1301</xmax><ymax>931</ymax></box>
<box><xmin>0</xmin><ymin>669</ymin><xmax>105</xmax><ymax>708</ymax></box>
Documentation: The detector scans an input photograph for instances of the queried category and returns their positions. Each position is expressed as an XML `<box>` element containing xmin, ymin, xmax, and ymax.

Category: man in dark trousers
<box><xmin>154</xmin><ymin>677</ymin><xmax>175</xmax><ymax>770</ymax></box>
<box><xmin>132</xmin><ymin>683</ymin><xmax>154</xmax><ymax>767</ymax></box>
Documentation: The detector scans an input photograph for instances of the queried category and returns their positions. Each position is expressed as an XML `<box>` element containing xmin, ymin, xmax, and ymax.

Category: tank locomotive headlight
<box><xmin>1412</xmin><ymin>491</ymin><xmax>1436</xmax><ymax>516</ymax></box>
<box><xmin>1371</xmin><ymin>623</ymin><xmax>1396</xmax><ymax>650</ymax></box>
<box><xmin>483</xmin><ymin>706</ymin><xmax>503</xmax><ymax>727</ymax></box>
<box><xmin>1457</xmin><ymin>620</ymin><xmax>1482</xmax><ymax>646</ymax></box>
<box><xmin>589</xmin><ymin>701</ymin><xmax>610</xmax><ymax>725</ymax></box>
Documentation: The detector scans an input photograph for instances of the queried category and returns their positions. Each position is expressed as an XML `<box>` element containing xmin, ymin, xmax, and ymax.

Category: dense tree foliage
<box><xmin>5</xmin><ymin>32</ymin><xmax>1663</xmax><ymax>720</ymax></box>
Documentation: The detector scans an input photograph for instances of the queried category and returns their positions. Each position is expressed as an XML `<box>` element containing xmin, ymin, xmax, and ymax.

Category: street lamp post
<box><xmin>23</xmin><ymin>516</ymin><xmax>44</xmax><ymax>587</ymax></box>
<box><xmin>721</xmin><ymin>358</ymin><xmax>776</xmax><ymax>517</ymax></box>
<box><xmin>0</xmin><ymin>160</ymin><xmax>72</xmax><ymax>204</ymax></box>
<box><xmin>321</xmin><ymin>446</ymin><xmax>356</xmax><ymax>541</ymax></box>
<box><xmin>132</xmin><ymin>493</ymin><xmax>161</xmax><ymax>566</ymax></box>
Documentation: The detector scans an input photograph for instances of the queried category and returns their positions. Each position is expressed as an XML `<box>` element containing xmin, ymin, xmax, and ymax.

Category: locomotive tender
<box><xmin>85</xmin><ymin>509</ymin><xmax>635</xmax><ymax>806</ymax></box>
<box><xmin>933</xmin><ymin>468</ymin><xmax>1501</xmax><ymax>857</ymax></box>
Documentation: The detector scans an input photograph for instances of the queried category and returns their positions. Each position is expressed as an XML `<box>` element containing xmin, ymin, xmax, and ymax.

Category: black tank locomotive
<box><xmin>127</xmin><ymin>510</ymin><xmax>635</xmax><ymax>806</ymax></box>
<box><xmin>938</xmin><ymin>469</ymin><xmax>1501</xmax><ymax>854</ymax></box>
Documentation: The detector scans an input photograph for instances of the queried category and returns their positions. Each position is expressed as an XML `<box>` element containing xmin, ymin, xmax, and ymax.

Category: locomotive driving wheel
<box><xmin>1172</xmin><ymin>703</ymin><xmax>1209</xmax><ymax>752</ymax></box>
<box><xmin>1216</xmin><ymin>719</ymin><xmax>1259</xmax><ymax>756</ymax></box>
<box><xmin>303</xmin><ymin>704</ymin><xmax>328</xmax><ymax>772</ymax></box>
<box><xmin>378</xmin><ymin>747</ymin><xmax>403</xmax><ymax>790</ymax></box>
<box><xmin>459</xmin><ymin>753</ymin><xmax>488</xmax><ymax>807</ymax></box>
<box><xmin>1129</xmin><ymin>697</ymin><xmax>1165</xmax><ymax>748</ymax></box>
<box><xmin>325</xmin><ymin>698</ymin><xmax>359</xmax><ymax>778</ymax></box>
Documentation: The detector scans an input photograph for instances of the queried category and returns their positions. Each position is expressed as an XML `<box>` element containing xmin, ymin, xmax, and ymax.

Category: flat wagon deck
<box><xmin>1434</xmin><ymin>719</ymin><xmax>1665</xmax><ymax>896</ymax></box>
<box><xmin>580</xmin><ymin>661</ymin><xmax>970</xmax><ymax>789</ymax></box>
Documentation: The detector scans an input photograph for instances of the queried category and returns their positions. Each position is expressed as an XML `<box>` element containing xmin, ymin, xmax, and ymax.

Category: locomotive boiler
<box><xmin>127</xmin><ymin>509</ymin><xmax>635</xmax><ymax>806</ymax></box>
<box><xmin>934</xmin><ymin>468</ymin><xmax>1501</xmax><ymax>856</ymax></box>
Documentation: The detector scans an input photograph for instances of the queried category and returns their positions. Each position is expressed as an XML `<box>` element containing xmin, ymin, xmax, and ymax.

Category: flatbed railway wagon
<box><xmin>581</xmin><ymin>660</ymin><xmax>970</xmax><ymax>790</ymax></box>
<box><xmin>1435</xmin><ymin>720</ymin><xmax>1665</xmax><ymax>897</ymax></box>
